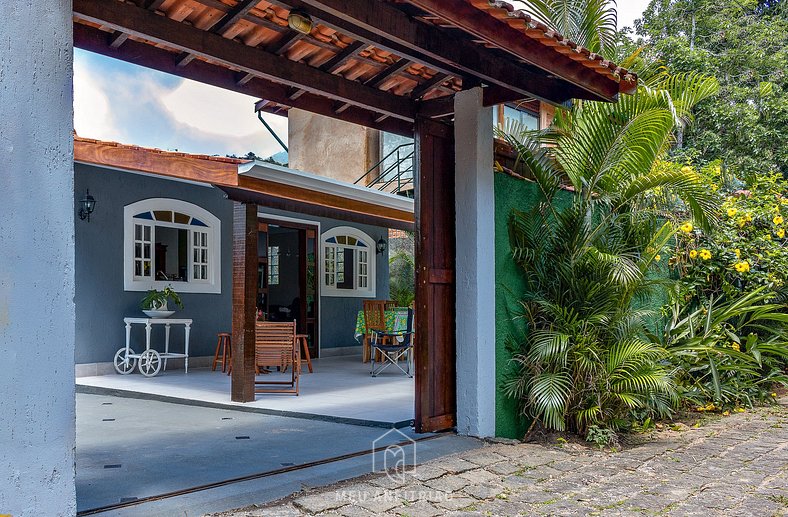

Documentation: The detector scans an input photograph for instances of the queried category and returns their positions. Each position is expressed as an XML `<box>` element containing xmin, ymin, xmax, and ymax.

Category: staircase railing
<box><xmin>354</xmin><ymin>143</ymin><xmax>415</xmax><ymax>196</ymax></box>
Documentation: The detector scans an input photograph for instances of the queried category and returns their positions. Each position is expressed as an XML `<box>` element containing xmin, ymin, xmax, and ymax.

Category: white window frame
<box><xmin>123</xmin><ymin>198</ymin><xmax>221</xmax><ymax>294</ymax></box>
<box><xmin>321</xmin><ymin>226</ymin><xmax>376</xmax><ymax>298</ymax></box>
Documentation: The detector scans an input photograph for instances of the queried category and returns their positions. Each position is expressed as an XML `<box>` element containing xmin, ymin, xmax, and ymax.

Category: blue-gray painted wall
<box><xmin>75</xmin><ymin>163</ymin><xmax>390</xmax><ymax>364</ymax></box>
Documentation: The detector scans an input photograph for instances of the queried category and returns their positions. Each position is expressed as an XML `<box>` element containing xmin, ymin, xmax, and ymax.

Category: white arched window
<box><xmin>124</xmin><ymin>198</ymin><xmax>221</xmax><ymax>293</ymax></box>
<box><xmin>321</xmin><ymin>226</ymin><xmax>376</xmax><ymax>298</ymax></box>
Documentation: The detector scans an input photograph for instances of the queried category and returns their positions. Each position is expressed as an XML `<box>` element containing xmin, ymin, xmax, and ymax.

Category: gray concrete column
<box><xmin>0</xmin><ymin>2</ymin><xmax>76</xmax><ymax>515</ymax></box>
<box><xmin>454</xmin><ymin>87</ymin><xmax>496</xmax><ymax>437</ymax></box>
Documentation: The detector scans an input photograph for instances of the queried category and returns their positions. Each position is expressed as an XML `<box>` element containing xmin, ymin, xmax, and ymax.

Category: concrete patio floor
<box><xmin>76</xmin><ymin>392</ymin><xmax>480</xmax><ymax>515</ymax></box>
<box><xmin>76</xmin><ymin>355</ymin><xmax>414</xmax><ymax>427</ymax></box>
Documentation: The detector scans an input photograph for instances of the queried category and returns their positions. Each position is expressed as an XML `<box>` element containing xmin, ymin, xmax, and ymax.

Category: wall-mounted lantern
<box><xmin>78</xmin><ymin>189</ymin><xmax>96</xmax><ymax>222</ymax></box>
<box><xmin>376</xmin><ymin>237</ymin><xmax>387</xmax><ymax>255</ymax></box>
<box><xmin>287</xmin><ymin>10</ymin><xmax>313</xmax><ymax>35</ymax></box>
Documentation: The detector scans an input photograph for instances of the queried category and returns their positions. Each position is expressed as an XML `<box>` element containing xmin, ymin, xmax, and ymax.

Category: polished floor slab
<box><xmin>76</xmin><ymin>355</ymin><xmax>415</xmax><ymax>427</ymax></box>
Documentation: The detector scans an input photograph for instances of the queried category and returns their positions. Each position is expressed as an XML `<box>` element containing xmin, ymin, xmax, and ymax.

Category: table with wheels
<box><xmin>114</xmin><ymin>318</ymin><xmax>193</xmax><ymax>377</ymax></box>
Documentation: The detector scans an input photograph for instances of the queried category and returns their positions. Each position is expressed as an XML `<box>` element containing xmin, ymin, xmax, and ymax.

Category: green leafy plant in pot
<box><xmin>140</xmin><ymin>286</ymin><xmax>184</xmax><ymax>313</ymax></box>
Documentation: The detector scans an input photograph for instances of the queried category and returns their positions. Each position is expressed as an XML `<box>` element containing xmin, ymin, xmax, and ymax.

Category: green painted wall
<box><xmin>494</xmin><ymin>173</ymin><xmax>572</xmax><ymax>438</ymax></box>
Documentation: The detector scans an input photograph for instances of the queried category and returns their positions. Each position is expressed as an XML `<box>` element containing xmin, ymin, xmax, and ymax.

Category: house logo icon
<box><xmin>372</xmin><ymin>428</ymin><xmax>416</xmax><ymax>482</ymax></box>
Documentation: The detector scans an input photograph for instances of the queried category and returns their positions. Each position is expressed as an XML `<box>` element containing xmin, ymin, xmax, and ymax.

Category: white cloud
<box><xmin>73</xmin><ymin>50</ymin><xmax>288</xmax><ymax>159</ymax></box>
<box><xmin>616</xmin><ymin>0</ymin><xmax>651</xmax><ymax>29</ymax></box>
<box><xmin>73</xmin><ymin>59</ymin><xmax>116</xmax><ymax>140</ymax></box>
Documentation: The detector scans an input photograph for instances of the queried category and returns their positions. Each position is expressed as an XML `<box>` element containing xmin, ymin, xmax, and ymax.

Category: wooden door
<box><xmin>414</xmin><ymin>118</ymin><xmax>456</xmax><ymax>433</ymax></box>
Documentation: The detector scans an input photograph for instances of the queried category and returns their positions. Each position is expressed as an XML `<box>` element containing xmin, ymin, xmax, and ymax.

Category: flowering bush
<box><xmin>670</xmin><ymin>166</ymin><xmax>788</xmax><ymax>306</ymax></box>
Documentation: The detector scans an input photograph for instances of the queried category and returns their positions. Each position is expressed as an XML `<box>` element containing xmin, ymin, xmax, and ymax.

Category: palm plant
<box><xmin>500</xmin><ymin>71</ymin><xmax>720</xmax><ymax>434</ymax></box>
<box><xmin>515</xmin><ymin>0</ymin><xmax>618</xmax><ymax>56</ymax></box>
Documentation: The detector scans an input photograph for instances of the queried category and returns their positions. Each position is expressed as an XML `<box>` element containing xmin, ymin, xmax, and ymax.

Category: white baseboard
<box><xmin>75</xmin><ymin>355</ymin><xmax>215</xmax><ymax>377</ymax></box>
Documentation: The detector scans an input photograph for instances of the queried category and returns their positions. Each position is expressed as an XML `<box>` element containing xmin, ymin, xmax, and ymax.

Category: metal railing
<box><xmin>354</xmin><ymin>143</ymin><xmax>414</xmax><ymax>196</ymax></box>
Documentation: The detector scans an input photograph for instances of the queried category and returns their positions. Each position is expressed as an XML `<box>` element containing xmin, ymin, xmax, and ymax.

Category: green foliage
<box><xmin>140</xmin><ymin>286</ymin><xmax>183</xmax><ymax>310</ymax></box>
<box><xmin>516</xmin><ymin>0</ymin><xmax>618</xmax><ymax>55</ymax></box>
<box><xmin>670</xmin><ymin>167</ymin><xmax>788</xmax><ymax>305</ymax></box>
<box><xmin>656</xmin><ymin>288</ymin><xmax>788</xmax><ymax>409</ymax></box>
<box><xmin>633</xmin><ymin>0</ymin><xmax>788</xmax><ymax>176</ymax></box>
<box><xmin>586</xmin><ymin>425</ymin><xmax>619</xmax><ymax>448</ymax></box>
<box><xmin>389</xmin><ymin>249</ymin><xmax>415</xmax><ymax>308</ymax></box>
<box><xmin>500</xmin><ymin>70</ymin><xmax>719</xmax><ymax>434</ymax></box>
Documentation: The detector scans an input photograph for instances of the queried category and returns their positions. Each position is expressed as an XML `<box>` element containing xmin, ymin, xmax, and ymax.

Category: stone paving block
<box><xmin>325</xmin><ymin>504</ymin><xmax>377</xmax><ymax>517</ymax></box>
<box><xmin>409</xmin><ymin>464</ymin><xmax>447</xmax><ymax>481</ymax></box>
<box><xmin>392</xmin><ymin>499</ymin><xmax>443</xmax><ymax>517</ymax></box>
<box><xmin>438</xmin><ymin>456</ymin><xmax>479</xmax><ymax>474</ymax></box>
<box><xmin>485</xmin><ymin>461</ymin><xmax>521</xmax><ymax>476</ymax></box>
<box><xmin>424</xmin><ymin>474</ymin><xmax>470</xmax><ymax>493</ymax></box>
<box><xmin>459</xmin><ymin>449</ymin><xmax>508</xmax><ymax>467</ymax></box>
<box><xmin>457</xmin><ymin>468</ymin><xmax>500</xmax><ymax>484</ymax></box>
<box><xmin>293</xmin><ymin>492</ymin><xmax>348</xmax><ymax>514</ymax></box>
<box><xmin>462</xmin><ymin>483</ymin><xmax>505</xmax><ymax>500</ymax></box>
<box><xmin>434</xmin><ymin>495</ymin><xmax>479</xmax><ymax>511</ymax></box>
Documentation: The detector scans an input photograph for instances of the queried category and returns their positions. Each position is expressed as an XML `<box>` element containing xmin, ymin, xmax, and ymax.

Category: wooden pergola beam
<box><xmin>406</xmin><ymin>0</ymin><xmax>625</xmax><ymax>97</ymax></box>
<box><xmin>74</xmin><ymin>23</ymin><xmax>414</xmax><ymax>136</ymax></box>
<box><xmin>282</xmin><ymin>0</ymin><xmax>604</xmax><ymax>103</ymax></box>
<box><xmin>319</xmin><ymin>40</ymin><xmax>365</xmax><ymax>73</ymax></box>
<box><xmin>73</xmin><ymin>0</ymin><xmax>417</xmax><ymax>122</ymax></box>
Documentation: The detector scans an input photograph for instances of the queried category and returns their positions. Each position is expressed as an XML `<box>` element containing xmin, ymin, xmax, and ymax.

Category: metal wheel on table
<box><xmin>113</xmin><ymin>348</ymin><xmax>137</xmax><ymax>375</ymax></box>
<box><xmin>138</xmin><ymin>349</ymin><xmax>162</xmax><ymax>377</ymax></box>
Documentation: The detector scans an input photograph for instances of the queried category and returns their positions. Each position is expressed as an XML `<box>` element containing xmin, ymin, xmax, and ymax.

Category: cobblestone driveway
<box><xmin>215</xmin><ymin>402</ymin><xmax>787</xmax><ymax>516</ymax></box>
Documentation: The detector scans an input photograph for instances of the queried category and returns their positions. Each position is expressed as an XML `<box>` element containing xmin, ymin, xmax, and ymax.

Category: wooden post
<box><xmin>231</xmin><ymin>202</ymin><xmax>258</xmax><ymax>402</ymax></box>
<box><xmin>414</xmin><ymin>117</ymin><xmax>457</xmax><ymax>433</ymax></box>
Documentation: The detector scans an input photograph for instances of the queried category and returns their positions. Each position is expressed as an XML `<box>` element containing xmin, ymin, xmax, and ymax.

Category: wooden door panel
<box><xmin>414</xmin><ymin>118</ymin><xmax>457</xmax><ymax>433</ymax></box>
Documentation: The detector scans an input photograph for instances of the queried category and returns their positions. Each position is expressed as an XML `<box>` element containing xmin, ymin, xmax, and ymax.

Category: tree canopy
<box><xmin>630</xmin><ymin>0</ymin><xmax>788</xmax><ymax>176</ymax></box>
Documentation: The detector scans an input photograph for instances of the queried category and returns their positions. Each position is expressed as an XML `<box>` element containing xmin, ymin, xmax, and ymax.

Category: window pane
<box><xmin>135</xmin><ymin>225</ymin><xmax>141</xmax><ymax>240</ymax></box>
<box><xmin>194</xmin><ymin>265</ymin><xmax>199</xmax><ymax>278</ymax></box>
<box><xmin>143</xmin><ymin>244</ymin><xmax>150</xmax><ymax>259</ymax></box>
<box><xmin>174</xmin><ymin>212</ymin><xmax>190</xmax><ymax>224</ymax></box>
<box><xmin>201</xmin><ymin>265</ymin><xmax>207</xmax><ymax>279</ymax></box>
<box><xmin>135</xmin><ymin>243</ymin><xmax>142</xmax><ymax>259</ymax></box>
<box><xmin>201</xmin><ymin>249</ymin><xmax>207</xmax><ymax>263</ymax></box>
<box><xmin>144</xmin><ymin>226</ymin><xmax>151</xmax><ymax>240</ymax></box>
<box><xmin>135</xmin><ymin>261</ymin><xmax>142</xmax><ymax>276</ymax></box>
<box><xmin>153</xmin><ymin>210</ymin><xmax>172</xmax><ymax>222</ymax></box>
<box><xmin>202</xmin><ymin>233</ymin><xmax>207</xmax><ymax>246</ymax></box>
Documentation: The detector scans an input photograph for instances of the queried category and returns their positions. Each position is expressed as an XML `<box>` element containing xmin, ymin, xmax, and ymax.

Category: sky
<box><xmin>72</xmin><ymin>0</ymin><xmax>651</xmax><ymax>158</ymax></box>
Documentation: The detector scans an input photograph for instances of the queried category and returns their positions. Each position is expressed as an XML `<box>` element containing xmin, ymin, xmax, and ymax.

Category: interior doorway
<box><xmin>257</xmin><ymin>218</ymin><xmax>319</xmax><ymax>358</ymax></box>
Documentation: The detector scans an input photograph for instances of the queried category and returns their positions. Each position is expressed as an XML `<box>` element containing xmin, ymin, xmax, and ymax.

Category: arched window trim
<box><xmin>321</xmin><ymin>226</ymin><xmax>376</xmax><ymax>298</ymax></box>
<box><xmin>123</xmin><ymin>198</ymin><xmax>221</xmax><ymax>294</ymax></box>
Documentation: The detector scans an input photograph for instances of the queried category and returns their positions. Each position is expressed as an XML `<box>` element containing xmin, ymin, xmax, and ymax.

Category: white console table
<box><xmin>113</xmin><ymin>318</ymin><xmax>193</xmax><ymax>377</ymax></box>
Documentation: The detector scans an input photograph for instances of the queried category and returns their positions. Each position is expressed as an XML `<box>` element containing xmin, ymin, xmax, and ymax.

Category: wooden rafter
<box><xmin>74</xmin><ymin>22</ymin><xmax>414</xmax><ymax>135</ymax></box>
<box><xmin>280</xmin><ymin>0</ymin><xmax>600</xmax><ymax>103</ymax></box>
<box><xmin>73</xmin><ymin>0</ymin><xmax>417</xmax><ymax>122</ymax></box>
<box><xmin>410</xmin><ymin>72</ymin><xmax>449</xmax><ymax>100</ymax></box>
<box><xmin>405</xmin><ymin>0</ymin><xmax>622</xmax><ymax>98</ymax></box>
<box><xmin>365</xmin><ymin>58</ymin><xmax>411</xmax><ymax>89</ymax></box>
<box><xmin>319</xmin><ymin>40</ymin><xmax>365</xmax><ymax>73</ymax></box>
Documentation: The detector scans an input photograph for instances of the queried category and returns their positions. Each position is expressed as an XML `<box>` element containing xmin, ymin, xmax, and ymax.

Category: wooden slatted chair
<box><xmin>254</xmin><ymin>321</ymin><xmax>300</xmax><ymax>395</ymax></box>
<box><xmin>362</xmin><ymin>300</ymin><xmax>389</xmax><ymax>363</ymax></box>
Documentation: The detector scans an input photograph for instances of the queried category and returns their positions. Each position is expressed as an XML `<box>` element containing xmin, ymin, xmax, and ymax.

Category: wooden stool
<box><xmin>212</xmin><ymin>333</ymin><xmax>231</xmax><ymax>373</ymax></box>
<box><xmin>296</xmin><ymin>334</ymin><xmax>313</xmax><ymax>373</ymax></box>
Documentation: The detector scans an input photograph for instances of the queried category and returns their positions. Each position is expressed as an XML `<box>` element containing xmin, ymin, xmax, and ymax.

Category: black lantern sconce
<box><xmin>376</xmin><ymin>236</ymin><xmax>387</xmax><ymax>255</ymax></box>
<box><xmin>78</xmin><ymin>189</ymin><xmax>96</xmax><ymax>222</ymax></box>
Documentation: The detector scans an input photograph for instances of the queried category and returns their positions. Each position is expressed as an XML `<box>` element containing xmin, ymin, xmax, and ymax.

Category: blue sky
<box><xmin>72</xmin><ymin>0</ymin><xmax>649</xmax><ymax>158</ymax></box>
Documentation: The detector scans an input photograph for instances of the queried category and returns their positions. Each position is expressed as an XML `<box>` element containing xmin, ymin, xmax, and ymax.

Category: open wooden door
<box><xmin>414</xmin><ymin>118</ymin><xmax>456</xmax><ymax>433</ymax></box>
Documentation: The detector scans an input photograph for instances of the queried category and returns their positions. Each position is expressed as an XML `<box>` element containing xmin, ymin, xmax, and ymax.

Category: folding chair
<box><xmin>362</xmin><ymin>299</ymin><xmax>388</xmax><ymax>363</ymax></box>
<box><xmin>370</xmin><ymin>308</ymin><xmax>414</xmax><ymax>378</ymax></box>
<box><xmin>254</xmin><ymin>321</ymin><xmax>300</xmax><ymax>395</ymax></box>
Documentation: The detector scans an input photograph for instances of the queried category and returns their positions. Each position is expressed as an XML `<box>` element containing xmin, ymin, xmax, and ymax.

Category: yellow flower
<box><xmin>727</xmin><ymin>208</ymin><xmax>738</xmax><ymax>217</ymax></box>
<box><xmin>777</xmin><ymin>229</ymin><xmax>785</xmax><ymax>239</ymax></box>
<box><xmin>680</xmin><ymin>222</ymin><xmax>694</xmax><ymax>233</ymax></box>
<box><xmin>731</xmin><ymin>342</ymin><xmax>741</xmax><ymax>352</ymax></box>
<box><xmin>734</xmin><ymin>248</ymin><xmax>741</xmax><ymax>258</ymax></box>
<box><xmin>781</xmin><ymin>198</ymin><xmax>788</xmax><ymax>205</ymax></box>
<box><xmin>738</xmin><ymin>218</ymin><xmax>747</xmax><ymax>228</ymax></box>
<box><xmin>745</xmin><ymin>213</ymin><xmax>753</xmax><ymax>222</ymax></box>
<box><xmin>681</xmin><ymin>166</ymin><xmax>693</xmax><ymax>174</ymax></box>
<box><xmin>771</xmin><ymin>392</ymin><xmax>778</xmax><ymax>398</ymax></box>
<box><xmin>734</xmin><ymin>261</ymin><xmax>750</xmax><ymax>273</ymax></box>
<box><xmin>699</xmin><ymin>249</ymin><xmax>712</xmax><ymax>260</ymax></box>
<box><xmin>722</xmin><ymin>410</ymin><xmax>730</xmax><ymax>416</ymax></box>
<box><xmin>734</xmin><ymin>407</ymin><xmax>745</xmax><ymax>413</ymax></box>
<box><xmin>765</xmin><ymin>234</ymin><xmax>772</xmax><ymax>241</ymax></box>
<box><xmin>689</xmin><ymin>250</ymin><xmax>698</xmax><ymax>259</ymax></box>
<box><xmin>654</xmin><ymin>254</ymin><xmax>661</xmax><ymax>262</ymax></box>
<box><xmin>774</xmin><ymin>215</ymin><xmax>784</xmax><ymax>225</ymax></box>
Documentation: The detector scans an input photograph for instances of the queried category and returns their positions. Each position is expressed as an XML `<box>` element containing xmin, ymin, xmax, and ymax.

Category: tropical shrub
<box><xmin>656</xmin><ymin>288</ymin><xmax>788</xmax><ymax>410</ymax></box>
<box><xmin>499</xmin><ymin>71</ymin><xmax>719</xmax><ymax>436</ymax></box>
<box><xmin>389</xmin><ymin>248</ymin><xmax>415</xmax><ymax>308</ymax></box>
<box><xmin>670</xmin><ymin>168</ymin><xmax>788</xmax><ymax>305</ymax></box>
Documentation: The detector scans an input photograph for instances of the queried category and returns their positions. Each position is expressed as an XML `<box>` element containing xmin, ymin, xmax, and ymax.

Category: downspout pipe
<box><xmin>257</xmin><ymin>111</ymin><xmax>288</xmax><ymax>153</ymax></box>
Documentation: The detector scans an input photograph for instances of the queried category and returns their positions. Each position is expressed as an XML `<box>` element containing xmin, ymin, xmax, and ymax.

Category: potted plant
<box><xmin>140</xmin><ymin>286</ymin><xmax>183</xmax><ymax>318</ymax></box>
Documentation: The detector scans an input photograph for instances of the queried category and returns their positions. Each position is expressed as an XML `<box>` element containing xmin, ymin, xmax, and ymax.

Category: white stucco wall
<box><xmin>454</xmin><ymin>88</ymin><xmax>496</xmax><ymax>437</ymax></box>
<box><xmin>0</xmin><ymin>2</ymin><xmax>76</xmax><ymax>515</ymax></box>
